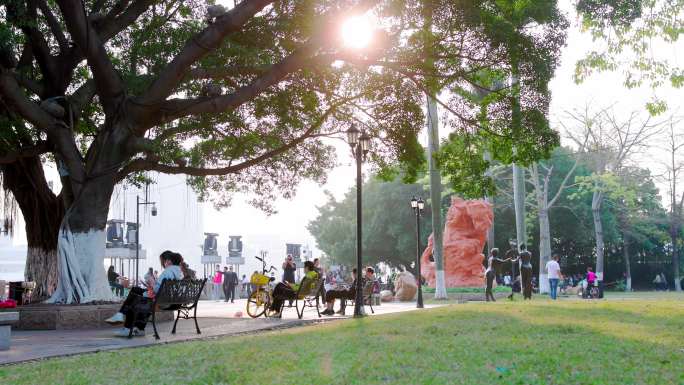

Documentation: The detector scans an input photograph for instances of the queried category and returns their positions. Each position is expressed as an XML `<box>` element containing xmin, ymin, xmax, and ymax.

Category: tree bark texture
<box><xmin>531</xmin><ymin>164</ymin><xmax>551</xmax><ymax>294</ymax></box>
<box><xmin>426</xmin><ymin>94</ymin><xmax>447</xmax><ymax>299</ymax></box>
<box><xmin>512</xmin><ymin>164</ymin><xmax>527</xmax><ymax>248</ymax></box>
<box><xmin>672</xmin><ymin>230</ymin><xmax>681</xmax><ymax>291</ymax></box>
<box><xmin>48</xmin><ymin>121</ymin><xmax>131</xmax><ymax>304</ymax></box>
<box><xmin>1</xmin><ymin>156</ymin><xmax>63</xmax><ymax>301</ymax></box>
<box><xmin>592</xmin><ymin>189</ymin><xmax>605</xmax><ymax>279</ymax></box>
<box><xmin>484</xmin><ymin>151</ymin><xmax>495</xmax><ymax>256</ymax></box>
<box><xmin>622</xmin><ymin>230</ymin><xmax>632</xmax><ymax>291</ymax></box>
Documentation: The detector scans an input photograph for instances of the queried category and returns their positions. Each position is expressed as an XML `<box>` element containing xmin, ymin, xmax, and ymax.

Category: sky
<box><xmin>2</xmin><ymin>2</ymin><xmax>682</xmax><ymax>280</ymax></box>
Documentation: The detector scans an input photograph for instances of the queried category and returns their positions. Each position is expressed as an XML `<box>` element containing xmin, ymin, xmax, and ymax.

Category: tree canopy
<box><xmin>575</xmin><ymin>0</ymin><xmax>684</xmax><ymax>114</ymax></box>
<box><xmin>0</xmin><ymin>0</ymin><xmax>568</xmax><ymax>210</ymax></box>
<box><xmin>0</xmin><ymin>0</ymin><xmax>569</xmax><ymax>302</ymax></box>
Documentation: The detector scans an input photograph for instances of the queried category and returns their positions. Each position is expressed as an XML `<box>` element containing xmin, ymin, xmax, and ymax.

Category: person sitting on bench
<box><xmin>268</xmin><ymin>261</ymin><xmax>318</xmax><ymax>318</ymax></box>
<box><xmin>105</xmin><ymin>251</ymin><xmax>184</xmax><ymax>336</ymax></box>
<box><xmin>321</xmin><ymin>268</ymin><xmax>358</xmax><ymax>316</ymax></box>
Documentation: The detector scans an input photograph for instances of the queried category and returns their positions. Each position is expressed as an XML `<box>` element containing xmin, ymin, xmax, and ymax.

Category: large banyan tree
<box><xmin>0</xmin><ymin>0</ymin><xmax>566</xmax><ymax>303</ymax></box>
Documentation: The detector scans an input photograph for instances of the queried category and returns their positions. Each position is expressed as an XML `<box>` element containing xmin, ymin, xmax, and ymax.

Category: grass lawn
<box><xmin>1</xmin><ymin>297</ymin><xmax>683</xmax><ymax>384</ymax></box>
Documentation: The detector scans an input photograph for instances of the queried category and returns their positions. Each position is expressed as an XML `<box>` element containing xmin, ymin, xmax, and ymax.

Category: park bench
<box><xmin>276</xmin><ymin>276</ymin><xmax>325</xmax><ymax>319</ymax></box>
<box><xmin>343</xmin><ymin>279</ymin><xmax>378</xmax><ymax>314</ymax></box>
<box><xmin>130</xmin><ymin>278</ymin><xmax>206</xmax><ymax>340</ymax></box>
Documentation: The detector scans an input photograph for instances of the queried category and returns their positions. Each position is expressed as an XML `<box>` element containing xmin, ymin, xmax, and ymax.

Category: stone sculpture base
<box><xmin>394</xmin><ymin>271</ymin><xmax>418</xmax><ymax>301</ymax></box>
<box><xmin>0</xmin><ymin>312</ymin><xmax>18</xmax><ymax>350</ymax></box>
<box><xmin>0</xmin><ymin>303</ymin><xmax>173</xmax><ymax>330</ymax></box>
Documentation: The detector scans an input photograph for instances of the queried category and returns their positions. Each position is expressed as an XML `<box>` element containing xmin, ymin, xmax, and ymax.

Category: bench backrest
<box><xmin>296</xmin><ymin>276</ymin><xmax>323</xmax><ymax>299</ymax></box>
<box><xmin>362</xmin><ymin>279</ymin><xmax>378</xmax><ymax>296</ymax></box>
<box><xmin>155</xmin><ymin>278</ymin><xmax>207</xmax><ymax>307</ymax></box>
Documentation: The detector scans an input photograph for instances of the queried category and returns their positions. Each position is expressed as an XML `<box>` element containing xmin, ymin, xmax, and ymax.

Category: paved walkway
<box><xmin>1</xmin><ymin>299</ymin><xmax>439</xmax><ymax>365</ymax></box>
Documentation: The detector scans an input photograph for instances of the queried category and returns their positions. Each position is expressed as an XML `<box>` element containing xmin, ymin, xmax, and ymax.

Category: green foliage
<box><xmin>308</xmin><ymin>176</ymin><xmax>431</xmax><ymax>269</ymax></box>
<box><xmin>575</xmin><ymin>0</ymin><xmax>684</xmax><ymax>113</ymax></box>
<box><xmin>436</xmin><ymin>0</ymin><xmax>567</xmax><ymax>197</ymax></box>
<box><xmin>1</xmin><ymin>0</ymin><xmax>572</xmax><ymax>214</ymax></box>
<box><xmin>490</xmin><ymin>146</ymin><xmax>671</xmax><ymax>284</ymax></box>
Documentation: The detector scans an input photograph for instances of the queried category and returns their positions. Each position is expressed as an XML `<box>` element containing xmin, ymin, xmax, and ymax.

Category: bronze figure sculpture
<box><xmin>483</xmin><ymin>248</ymin><xmax>510</xmax><ymax>301</ymax></box>
<box><xmin>518</xmin><ymin>244</ymin><xmax>533</xmax><ymax>300</ymax></box>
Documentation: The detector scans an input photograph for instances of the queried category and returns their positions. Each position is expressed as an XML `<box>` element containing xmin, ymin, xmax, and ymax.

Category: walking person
<box><xmin>107</xmin><ymin>266</ymin><xmax>124</xmax><ymax>297</ymax></box>
<box><xmin>212</xmin><ymin>264</ymin><xmax>223</xmax><ymax>300</ymax></box>
<box><xmin>221</xmin><ymin>266</ymin><xmax>239</xmax><ymax>303</ymax></box>
<box><xmin>546</xmin><ymin>254</ymin><xmax>561</xmax><ymax>300</ymax></box>
<box><xmin>241</xmin><ymin>274</ymin><xmax>251</xmax><ymax>298</ymax></box>
<box><xmin>282</xmin><ymin>254</ymin><xmax>297</xmax><ymax>284</ymax></box>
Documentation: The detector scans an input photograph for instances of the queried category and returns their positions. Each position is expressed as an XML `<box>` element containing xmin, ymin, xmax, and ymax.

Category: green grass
<box><xmin>422</xmin><ymin>286</ymin><xmax>511</xmax><ymax>294</ymax></box>
<box><xmin>2</xmin><ymin>297</ymin><xmax>683</xmax><ymax>384</ymax></box>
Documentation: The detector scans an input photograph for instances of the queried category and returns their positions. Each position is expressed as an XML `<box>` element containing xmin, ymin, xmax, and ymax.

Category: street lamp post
<box><xmin>411</xmin><ymin>196</ymin><xmax>425</xmax><ymax>308</ymax></box>
<box><xmin>347</xmin><ymin>125</ymin><xmax>371</xmax><ymax>318</ymax></box>
<box><xmin>136</xmin><ymin>195</ymin><xmax>157</xmax><ymax>287</ymax></box>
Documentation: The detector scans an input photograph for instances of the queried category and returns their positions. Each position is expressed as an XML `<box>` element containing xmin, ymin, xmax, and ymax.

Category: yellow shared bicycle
<box><xmin>246</xmin><ymin>255</ymin><xmax>277</xmax><ymax>318</ymax></box>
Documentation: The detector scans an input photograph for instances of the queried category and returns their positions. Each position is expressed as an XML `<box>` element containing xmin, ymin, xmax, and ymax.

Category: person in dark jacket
<box><xmin>282</xmin><ymin>254</ymin><xmax>297</xmax><ymax>284</ymax></box>
<box><xmin>220</xmin><ymin>266</ymin><xmax>239</xmax><ymax>303</ymax></box>
<box><xmin>107</xmin><ymin>266</ymin><xmax>124</xmax><ymax>297</ymax></box>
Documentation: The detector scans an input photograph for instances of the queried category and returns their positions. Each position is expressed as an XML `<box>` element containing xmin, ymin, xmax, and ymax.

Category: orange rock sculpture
<box><xmin>420</xmin><ymin>197</ymin><xmax>493</xmax><ymax>287</ymax></box>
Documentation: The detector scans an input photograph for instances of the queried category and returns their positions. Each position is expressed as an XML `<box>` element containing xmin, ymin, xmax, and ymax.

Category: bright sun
<box><xmin>341</xmin><ymin>15</ymin><xmax>374</xmax><ymax>49</ymax></box>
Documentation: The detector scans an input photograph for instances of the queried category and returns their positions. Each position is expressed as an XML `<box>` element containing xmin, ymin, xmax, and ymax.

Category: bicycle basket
<box><xmin>251</xmin><ymin>273</ymin><xmax>270</xmax><ymax>286</ymax></box>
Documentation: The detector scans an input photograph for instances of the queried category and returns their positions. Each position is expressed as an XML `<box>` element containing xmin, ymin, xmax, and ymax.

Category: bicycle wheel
<box><xmin>589</xmin><ymin>286</ymin><xmax>600</xmax><ymax>299</ymax></box>
<box><xmin>247</xmin><ymin>289</ymin><xmax>270</xmax><ymax>318</ymax></box>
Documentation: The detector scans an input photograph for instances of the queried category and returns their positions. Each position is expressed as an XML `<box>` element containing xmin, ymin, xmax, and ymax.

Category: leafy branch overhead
<box><xmin>1</xmin><ymin>0</ymin><xmax>568</xmax><ymax>213</ymax></box>
<box><xmin>575</xmin><ymin>0</ymin><xmax>684</xmax><ymax>113</ymax></box>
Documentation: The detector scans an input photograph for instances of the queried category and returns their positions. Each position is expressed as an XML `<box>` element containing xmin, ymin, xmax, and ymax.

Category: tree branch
<box><xmin>68</xmin><ymin>79</ymin><xmax>97</xmax><ymax>118</ymax></box>
<box><xmin>56</xmin><ymin>0</ymin><xmax>125</xmax><ymax>113</ymax></box>
<box><xmin>37</xmin><ymin>0</ymin><xmax>69</xmax><ymax>52</ymax></box>
<box><xmin>0</xmin><ymin>68</ymin><xmax>87</xmax><ymax>189</ymax></box>
<box><xmin>98</xmin><ymin>0</ymin><xmax>155</xmax><ymax>41</ymax></box>
<box><xmin>4</xmin><ymin>0</ymin><xmax>60</xmax><ymax>84</ymax></box>
<box><xmin>0</xmin><ymin>141</ymin><xmax>51</xmax><ymax>164</ymax></box>
<box><xmin>140</xmin><ymin>0</ymin><xmax>275</xmax><ymax>104</ymax></box>
<box><xmin>0</xmin><ymin>69</ymin><xmax>55</xmax><ymax>129</ymax></box>
<box><xmin>144</xmin><ymin>44</ymin><xmax>322</xmax><ymax>129</ymax></box>
<box><xmin>119</xmin><ymin>95</ymin><xmax>344</xmax><ymax>181</ymax></box>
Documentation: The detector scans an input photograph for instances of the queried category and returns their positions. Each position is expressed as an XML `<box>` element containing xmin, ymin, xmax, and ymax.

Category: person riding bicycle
<box><xmin>268</xmin><ymin>261</ymin><xmax>318</xmax><ymax>317</ymax></box>
<box><xmin>584</xmin><ymin>266</ymin><xmax>597</xmax><ymax>298</ymax></box>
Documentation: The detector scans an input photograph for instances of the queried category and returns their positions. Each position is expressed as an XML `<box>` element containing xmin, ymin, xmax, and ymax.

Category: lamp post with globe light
<box><xmin>411</xmin><ymin>196</ymin><xmax>425</xmax><ymax>308</ymax></box>
<box><xmin>346</xmin><ymin>125</ymin><xmax>371</xmax><ymax>317</ymax></box>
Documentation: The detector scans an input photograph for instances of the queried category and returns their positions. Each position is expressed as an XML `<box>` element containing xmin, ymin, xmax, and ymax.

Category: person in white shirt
<box><xmin>545</xmin><ymin>254</ymin><xmax>562</xmax><ymax>300</ymax></box>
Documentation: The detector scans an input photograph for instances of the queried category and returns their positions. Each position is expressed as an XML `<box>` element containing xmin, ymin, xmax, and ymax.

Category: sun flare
<box><xmin>341</xmin><ymin>15</ymin><xmax>374</xmax><ymax>49</ymax></box>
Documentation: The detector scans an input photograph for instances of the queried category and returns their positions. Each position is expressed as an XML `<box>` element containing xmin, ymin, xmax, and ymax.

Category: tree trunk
<box><xmin>672</xmin><ymin>229</ymin><xmax>681</xmax><ymax>291</ymax></box>
<box><xmin>484</xmin><ymin>151</ymin><xmax>495</xmax><ymax>256</ymax></box>
<box><xmin>1</xmin><ymin>156</ymin><xmax>63</xmax><ymax>301</ymax></box>
<box><xmin>48</xmin><ymin>176</ymin><xmax>118</xmax><ymax>304</ymax></box>
<box><xmin>426</xmin><ymin>94</ymin><xmax>447</xmax><ymax>299</ymax></box>
<box><xmin>512</xmin><ymin>164</ymin><xmax>527</xmax><ymax>248</ymax></box>
<box><xmin>538</xmin><ymin>208</ymin><xmax>552</xmax><ymax>294</ymax></box>
<box><xmin>622</xmin><ymin>231</ymin><xmax>632</xmax><ymax>291</ymax></box>
<box><xmin>531</xmin><ymin>164</ymin><xmax>551</xmax><ymax>294</ymax></box>
<box><xmin>592</xmin><ymin>190</ymin><xmax>605</xmax><ymax>279</ymax></box>
<box><xmin>48</xmin><ymin>123</ymin><xmax>132</xmax><ymax>304</ymax></box>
